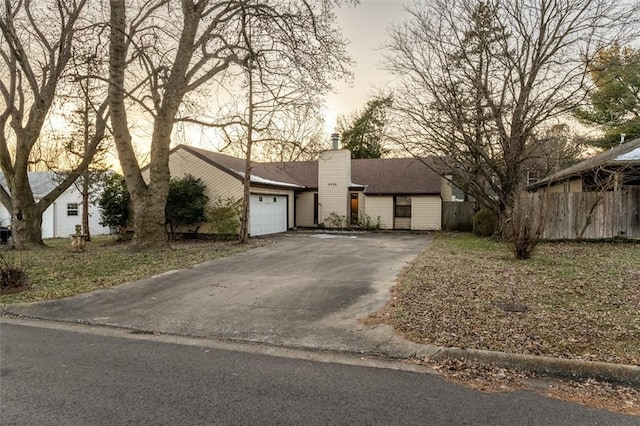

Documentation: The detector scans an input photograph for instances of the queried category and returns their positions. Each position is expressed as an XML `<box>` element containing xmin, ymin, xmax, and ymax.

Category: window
<box><xmin>394</xmin><ymin>196</ymin><xmax>411</xmax><ymax>218</ymax></box>
<box><xmin>273</xmin><ymin>197</ymin><xmax>277</xmax><ymax>202</ymax></box>
<box><xmin>67</xmin><ymin>203</ymin><xmax>79</xmax><ymax>216</ymax></box>
<box><xmin>258</xmin><ymin>196</ymin><xmax>263</xmax><ymax>202</ymax></box>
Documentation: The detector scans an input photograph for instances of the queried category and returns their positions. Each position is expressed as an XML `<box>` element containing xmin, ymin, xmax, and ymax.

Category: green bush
<box><xmin>472</xmin><ymin>209</ymin><xmax>498</xmax><ymax>237</ymax></box>
<box><xmin>206</xmin><ymin>197</ymin><xmax>242</xmax><ymax>239</ymax></box>
<box><xmin>166</xmin><ymin>175</ymin><xmax>209</xmax><ymax>239</ymax></box>
<box><xmin>98</xmin><ymin>173</ymin><xmax>130</xmax><ymax>236</ymax></box>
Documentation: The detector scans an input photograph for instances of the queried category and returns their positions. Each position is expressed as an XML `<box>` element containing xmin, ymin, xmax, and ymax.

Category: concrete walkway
<box><xmin>2</xmin><ymin>232</ymin><xmax>436</xmax><ymax>357</ymax></box>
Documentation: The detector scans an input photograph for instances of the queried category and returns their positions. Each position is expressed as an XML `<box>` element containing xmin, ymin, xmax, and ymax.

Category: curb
<box><xmin>426</xmin><ymin>346</ymin><xmax>640</xmax><ymax>387</ymax></box>
<box><xmin>3</xmin><ymin>312</ymin><xmax>638</xmax><ymax>387</ymax></box>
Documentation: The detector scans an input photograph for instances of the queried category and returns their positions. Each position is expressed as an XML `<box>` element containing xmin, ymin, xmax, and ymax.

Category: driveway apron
<box><xmin>3</xmin><ymin>233</ymin><xmax>431</xmax><ymax>355</ymax></box>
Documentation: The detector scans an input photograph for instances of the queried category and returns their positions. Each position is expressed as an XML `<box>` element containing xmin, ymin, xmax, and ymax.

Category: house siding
<box><xmin>168</xmin><ymin>148</ymin><xmax>244</xmax><ymax>200</ymax></box>
<box><xmin>296</xmin><ymin>191</ymin><xmax>316</xmax><ymax>227</ymax></box>
<box><xmin>0</xmin><ymin>204</ymin><xmax>9</xmax><ymax>227</ymax></box>
<box><xmin>411</xmin><ymin>196</ymin><xmax>442</xmax><ymax>230</ymax></box>
<box><xmin>544</xmin><ymin>178</ymin><xmax>583</xmax><ymax>193</ymax></box>
<box><xmin>394</xmin><ymin>217</ymin><xmax>411</xmax><ymax>229</ymax></box>
<box><xmin>318</xmin><ymin>149</ymin><xmax>351</xmax><ymax>225</ymax></box>
<box><xmin>0</xmin><ymin>190</ymin><xmax>111</xmax><ymax>239</ymax></box>
<box><xmin>164</xmin><ymin>147</ymin><xmax>294</xmax><ymax>232</ymax></box>
<box><xmin>441</xmin><ymin>176</ymin><xmax>453</xmax><ymax>201</ymax></box>
<box><xmin>364</xmin><ymin>196</ymin><xmax>393</xmax><ymax>230</ymax></box>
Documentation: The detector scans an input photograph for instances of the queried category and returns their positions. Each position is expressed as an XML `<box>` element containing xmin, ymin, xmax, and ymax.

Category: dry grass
<box><xmin>374</xmin><ymin>233</ymin><xmax>640</xmax><ymax>366</ymax></box>
<box><xmin>377</xmin><ymin>233</ymin><xmax>640</xmax><ymax>415</ymax></box>
<box><xmin>0</xmin><ymin>236</ymin><xmax>256</xmax><ymax>304</ymax></box>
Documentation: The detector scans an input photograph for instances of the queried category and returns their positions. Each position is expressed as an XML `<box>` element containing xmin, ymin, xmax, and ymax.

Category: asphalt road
<box><xmin>2</xmin><ymin>321</ymin><xmax>637</xmax><ymax>426</ymax></box>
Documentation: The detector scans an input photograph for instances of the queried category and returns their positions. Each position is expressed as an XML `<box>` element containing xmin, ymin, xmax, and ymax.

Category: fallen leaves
<box><xmin>379</xmin><ymin>234</ymin><xmax>640</xmax><ymax>366</ymax></box>
<box><xmin>420</xmin><ymin>357</ymin><xmax>640</xmax><ymax>417</ymax></box>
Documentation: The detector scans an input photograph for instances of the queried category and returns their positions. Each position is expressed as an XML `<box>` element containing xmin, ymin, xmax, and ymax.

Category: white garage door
<box><xmin>250</xmin><ymin>194</ymin><xmax>287</xmax><ymax>236</ymax></box>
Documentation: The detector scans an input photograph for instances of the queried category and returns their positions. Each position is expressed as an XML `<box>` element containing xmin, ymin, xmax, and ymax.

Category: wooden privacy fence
<box><xmin>519</xmin><ymin>188</ymin><xmax>640</xmax><ymax>240</ymax></box>
<box><xmin>442</xmin><ymin>201</ymin><xmax>475</xmax><ymax>231</ymax></box>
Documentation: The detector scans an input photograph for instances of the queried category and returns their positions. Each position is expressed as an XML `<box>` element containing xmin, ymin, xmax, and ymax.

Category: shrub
<box><xmin>356</xmin><ymin>214</ymin><xmax>381</xmax><ymax>231</ymax></box>
<box><xmin>325</xmin><ymin>212</ymin><xmax>347</xmax><ymax>228</ymax></box>
<box><xmin>206</xmin><ymin>197</ymin><xmax>242</xmax><ymax>239</ymax></box>
<box><xmin>166</xmin><ymin>175</ymin><xmax>209</xmax><ymax>239</ymax></box>
<box><xmin>472</xmin><ymin>209</ymin><xmax>498</xmax><ymax>237</ymax></box>
<box><xmin>504</xmin><ymin>193</ymin><xmax>548</xmax><ymax>260</ymax></box>
<box><xmin>0</xmin><ymin>252</ymin><xmax>29</xmax><ymax>293</ymax></box>
<box><xmin>98</xmin><ymin>173</ymin><xmax>130</xmax><ymax>236</ymax></box>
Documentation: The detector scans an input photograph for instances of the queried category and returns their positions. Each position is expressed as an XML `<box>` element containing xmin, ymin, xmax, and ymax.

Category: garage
<box><xmin>250</xmin><ymin>194</ymin><xmax>288</xmax><ymax>236</ymax></box>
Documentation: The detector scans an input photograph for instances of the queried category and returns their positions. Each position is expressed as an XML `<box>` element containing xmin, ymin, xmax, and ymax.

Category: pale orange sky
<box><xmin>324</xmin><ymin>0</ymin><xmax>411</xmax><ymax>133</ymax></box>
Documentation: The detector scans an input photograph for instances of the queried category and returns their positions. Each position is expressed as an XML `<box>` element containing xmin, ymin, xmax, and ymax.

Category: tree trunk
<box><xmin>130</xmin><ymin>189</ymin><xmax>167</xmax><ymax>248</ymax></box>
<box><xmin>10</xmin><ymin>198</ymin><xmax>45</xmax><ymax>250</ymax></box>
<box><xmin>109</xmin><ymin>0</ymin><xmax>167</xmax><ymax>249</ymax></box>
<box><xmin>239</xmin><ymin>152</ymin><xmax>252</xmax><ymax>244</ymax></box>
<box><xmin>239</xmin><ymin>61</ymin><xmax>254</xmax><ymax>244</ymax></box>
<box><xmin>82</xmin><ymin>174</ymin><xmax>91</xmax><ymax>241</ymax></box>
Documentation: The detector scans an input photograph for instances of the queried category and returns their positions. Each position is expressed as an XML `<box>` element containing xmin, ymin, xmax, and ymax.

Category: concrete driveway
<box><xmin>3</xmin><ymin>232</ymin><xmax>432</xmax><ymax>356</ymax></box>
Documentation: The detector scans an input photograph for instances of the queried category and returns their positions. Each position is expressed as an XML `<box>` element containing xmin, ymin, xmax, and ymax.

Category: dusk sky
<box><xmin>324</xmin><ymin>0</ymin><xmax>412</xmax><ymax>132</ymax></box>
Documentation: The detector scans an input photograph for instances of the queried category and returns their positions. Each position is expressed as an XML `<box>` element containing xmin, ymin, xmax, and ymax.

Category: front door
<box><xmin>350</xmin><ymin>193</ymin><xmax>359</xmax><ymax>225</ymax></box>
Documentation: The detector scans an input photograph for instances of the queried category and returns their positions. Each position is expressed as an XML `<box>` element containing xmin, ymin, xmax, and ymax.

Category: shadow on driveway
<box><xmin>3</xmin><ymin>232</ymin><xmax>432</xmax><ymax>355</ymax></box>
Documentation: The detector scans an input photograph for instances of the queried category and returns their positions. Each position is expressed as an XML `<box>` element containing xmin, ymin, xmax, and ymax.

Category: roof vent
<box><xmin>331</xmin><ymin>133</ymin><xmax>340</xmax><ymax>150</ymax></box>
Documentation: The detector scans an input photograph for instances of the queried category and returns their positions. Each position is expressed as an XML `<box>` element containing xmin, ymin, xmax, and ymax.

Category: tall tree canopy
<box><xmin>385</xmin><ymin>0</ymin><xmax>639</xmax><ymax>225</ymax></box>
<box><xmin>108</xmin><ymin>0</ymin><xmax>351</xmax><ymax>249</ymax></box>
<box><xmin>337</xmin><ymin>95</ymin><xmax>392</xmax><ymax>159</ymax></box>
<box><xmin>575</xmin><ymin>44</ymin><xmax>640</xmax><ymax>148</ymax></box>
<box><xmin>0</xmin><ymin>0</ymin><xmax>108</xmax><ymax>249</ymax></box>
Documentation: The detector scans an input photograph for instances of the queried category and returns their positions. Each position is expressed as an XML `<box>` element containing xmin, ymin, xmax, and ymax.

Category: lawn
<box><xmin>0</xmin><ymin>236</ymin><xmax>256</xmax><ymax>304</ymax></box>
<box><xmin>374</xmin><ymin>233</ymin><xmax>640</xmax><ymax>366</ymax></box>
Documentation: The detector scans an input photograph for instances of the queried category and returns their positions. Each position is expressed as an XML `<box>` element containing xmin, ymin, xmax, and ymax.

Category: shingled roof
<box><xmin>177</xmin><ymin>144</ymin><xmax>442</xmax><ymax>194</ymax></box>
<box><xmin>0</xmin><ymin>171</ymin><xmax>62</xmax><ymax>198</ymax></box>
<box><xmin>352</xmin><ymin>157</ymin><xmax>442</xmax><ymax>195</ymax></box>
<box><xmin>528</xmin><ymin>137</ymin><xmax>640</xmax><ymax>189</ymax></box>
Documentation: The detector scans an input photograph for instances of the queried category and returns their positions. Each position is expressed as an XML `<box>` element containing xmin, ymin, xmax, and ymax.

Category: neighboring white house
<box><xmin>0</xmin><ymin>172</ymin><xmax>110</xmax><ymax>239</ymax></box>
<box><xmin>158</xmin><ymin>142</ymin><xmax>446</xmax><ymax>237</ymax></box>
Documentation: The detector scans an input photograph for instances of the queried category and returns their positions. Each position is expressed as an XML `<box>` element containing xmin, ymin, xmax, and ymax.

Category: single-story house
<box><xmin>164</xmin><ymin>143</ymin><xmax>449</xmax><ymax>236</ymax></box>
<box><xmin>528</xmin><ymin>137</ymin><xmax>640</xmax><ymax>193</ymax></box>
<box><xmin>0</xmin><ymin>172</ymin><xmax>111</xmax><ymax>238</ymax></box>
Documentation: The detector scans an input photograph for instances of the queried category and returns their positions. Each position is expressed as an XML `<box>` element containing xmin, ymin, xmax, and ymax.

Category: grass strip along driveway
<box><xmin>1</xmin><ymin>237</ymin><xmax>255</xmax><ymax>304</ymax></box>
<box><xmin>373</xmin><ymin>233</ymin><xmax>640</xmax><ymax>366</ymax></box>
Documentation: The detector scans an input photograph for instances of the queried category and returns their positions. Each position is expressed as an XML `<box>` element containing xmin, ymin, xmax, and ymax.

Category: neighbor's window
<box><xmin>394</xmin><ymin>196</ymin><xmax>411</xmax><ymax>218</ymax></box>
<box><xmin>67</xmin><ymin>203</ymin><xmax>79</xmax><ymax>216</ymax></box>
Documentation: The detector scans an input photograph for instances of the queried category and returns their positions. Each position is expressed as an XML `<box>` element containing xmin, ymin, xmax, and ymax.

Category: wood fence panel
<box><xmin>442</xmin><ymin>202</ymin><xmax>475</xmax><ymax>231</ymax></box>
<box><xmin>521</xmin><ymin>189</ymin><xmax>640</xmax><ymax>240</ymax></box>
<box><xmin>622</xmin><ymin>187</ymin><xmax>640</xmax><ymax>237</ymax></box>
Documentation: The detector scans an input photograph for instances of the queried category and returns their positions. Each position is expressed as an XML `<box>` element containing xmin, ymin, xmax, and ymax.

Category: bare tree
<box><xmin>224</xmin><ymin>104</ymin><xmax>326</xmax><ymax>162</ymax></box>
<box><xmin>385</xmin><ymin>0</ymin><xmax>639</xmax><ymax>229</ymax></box>
<box><xmin>0</xmin><ymin>0</ymin><xmax>108</xmax><ymax>249</ymax></box>
<box><xmin>63</xmin><ymin>52</ymin><xmax>112</xmax><ymax>242</ymax></box>
<box><xmin>108</xmin><ymin>0</ymin><xmax>351</xmax><ymax>248</ymax></box>
<box><xmin>215</xmin><ymin>3</ymin><xmax>350</xmax><ymax>243</ymax></box>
